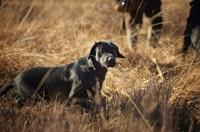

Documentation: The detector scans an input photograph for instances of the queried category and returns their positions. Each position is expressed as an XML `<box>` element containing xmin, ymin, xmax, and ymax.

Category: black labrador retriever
<box><xmin>0</xmin><ymin>41</ymin><xmax>125</xmax><ymax>109</ymax></box>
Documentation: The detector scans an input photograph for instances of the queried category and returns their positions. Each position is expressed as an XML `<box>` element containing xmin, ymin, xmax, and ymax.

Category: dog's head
<box><xmin>88</xmin><ymin>41</ymin><xmax>125</xmax><ymax>67</ymax></box>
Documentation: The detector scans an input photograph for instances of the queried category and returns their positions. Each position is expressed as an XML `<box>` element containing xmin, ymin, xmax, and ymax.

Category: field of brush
<box><xmin>0</xmin><ymin>0</ymin><xmax>200</xmax><ymax>131</ymax></box>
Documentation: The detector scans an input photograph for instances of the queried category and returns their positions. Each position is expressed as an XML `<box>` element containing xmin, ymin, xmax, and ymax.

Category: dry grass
<box><xmin>0</xmin><ymin>0</ymin><xmax>199</xmax><ymax>131</ymax></box>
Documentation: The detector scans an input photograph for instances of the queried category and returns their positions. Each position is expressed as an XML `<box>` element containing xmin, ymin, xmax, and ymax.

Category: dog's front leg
<box><xmin>69</xmin><ymin>89</ymin><xmax>74</xmax><ymax>99</ymax></box>
<box><xmin>68</xmin><ymin>82</ymin><xmax>88</xmax><ymax>107</ymax></box>
<box><xmin>72</xmin><ymin>97</ymin><xmax>94</xmax><ymax>112</ymax></box>
<box><xmin>93</xmin><ymin>77</ymin><xmax>108</xmax><ymax>129</ymax></box>
<box><xmin>68</xmin><ymin>81</ymin><xmax>82</xmax><ymax>98</ymax></box>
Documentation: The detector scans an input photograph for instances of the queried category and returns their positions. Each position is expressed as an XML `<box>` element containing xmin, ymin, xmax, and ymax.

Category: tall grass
<box><xmin>0</xmin><ymin>0</ymin><xmax>199</xmax><ymax>131</ymax></box>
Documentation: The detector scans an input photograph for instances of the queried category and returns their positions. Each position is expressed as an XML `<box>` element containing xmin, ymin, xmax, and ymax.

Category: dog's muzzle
<box><xmin>106</xmin><ymin>57</ymin><xmax>116</xmax><ymax>67</ymax></box>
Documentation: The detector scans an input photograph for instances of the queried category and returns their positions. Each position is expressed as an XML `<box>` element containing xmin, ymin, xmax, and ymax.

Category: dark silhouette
<box><xmin>115</xmin><ymin>0</ymin><xmax>163</xmax><ymax>47</ymax></box>
<box><xmin>182</xmin><ymin>0</ymin><xmax>200</xmax><ymax>55</ymax></box>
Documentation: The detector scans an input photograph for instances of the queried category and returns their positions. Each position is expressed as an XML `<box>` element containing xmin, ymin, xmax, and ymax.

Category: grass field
<box><xmin>1</xmin><ymin>0</ymin><xmax>199</xmax><ymax>131</ymax></box>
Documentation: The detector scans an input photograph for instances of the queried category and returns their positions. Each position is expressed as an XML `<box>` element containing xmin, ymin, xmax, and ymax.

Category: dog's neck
<box><xmin>88</xmin><ymin>56</ymin><xmax>107</xmax><ymax>82</ymax></box>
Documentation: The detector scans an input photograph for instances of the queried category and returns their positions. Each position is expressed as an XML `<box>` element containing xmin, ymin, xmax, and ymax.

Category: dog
<box><xmin>0</xmin><ymin>41</ymin><xmax>125</xmax><ymax>109</ymax></box>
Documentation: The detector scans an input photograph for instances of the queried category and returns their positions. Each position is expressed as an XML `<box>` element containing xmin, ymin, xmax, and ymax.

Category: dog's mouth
<box><xmin>107</xmin><ymin>63</ymin><xmax>116</xmax><ymax>67</ymax></box>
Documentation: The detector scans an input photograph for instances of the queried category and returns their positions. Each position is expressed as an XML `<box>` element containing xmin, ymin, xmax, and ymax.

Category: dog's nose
<box><xmin>107</xmin><ymin>57</ymin><xmax>116</xmax><ymax>67</ymax></box>
<box><xmin>108</xmin><ymin>57</ymin><xmax>115</xmax><ymax>62</ymax></box>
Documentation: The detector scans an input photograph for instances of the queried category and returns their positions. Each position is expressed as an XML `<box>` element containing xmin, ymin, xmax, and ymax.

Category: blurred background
<box><xmin>1</xmin><ymin>0</ymin><xmax>200</xmax><ymax>132</ymax></box>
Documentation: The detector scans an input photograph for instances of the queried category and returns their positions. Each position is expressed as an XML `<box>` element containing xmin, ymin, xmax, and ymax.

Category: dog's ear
<box><xmin>88</xmin><ymin>42</ymin><xmax>100</xmax><ymax>59</ymax></box>
<box><xmin>110</xmin><ymin>42</ymin><xmax>125</xmax><ymax>58</ymax></box>
<box><xmin>116</xmin><ymin>47</ymin><xmax>125</xmax><ymax>58</ymax></box>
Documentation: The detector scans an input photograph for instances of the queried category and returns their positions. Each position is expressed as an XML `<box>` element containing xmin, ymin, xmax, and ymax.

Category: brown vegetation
<box><xmin>0</xmin><ymin>0</ymin><xmax>199</xmax><ymax>131</ymax></box>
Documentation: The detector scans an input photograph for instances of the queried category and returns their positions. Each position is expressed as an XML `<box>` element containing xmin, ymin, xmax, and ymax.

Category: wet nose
<box><xmin>108</xmin><ymin>57</ymin><xmax>115</xmax><ymax>62</ymax></box>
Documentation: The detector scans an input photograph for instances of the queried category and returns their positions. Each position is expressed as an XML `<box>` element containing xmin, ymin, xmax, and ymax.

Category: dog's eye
<box><xmin>101</xmin><ymin>48</ymin><xmax>107</xmax><ymax>53</ymax></box>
